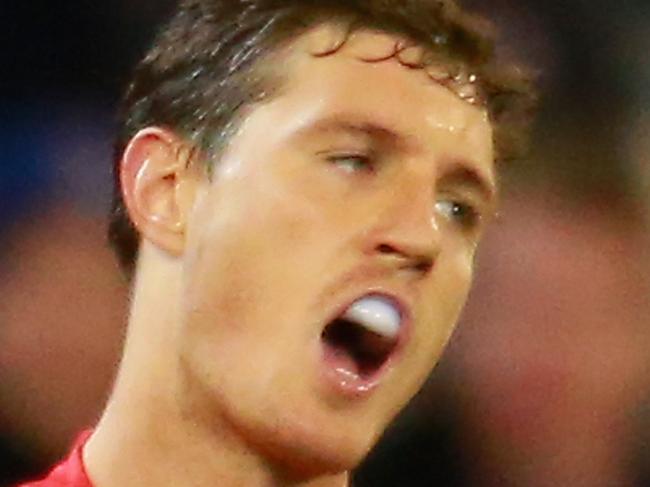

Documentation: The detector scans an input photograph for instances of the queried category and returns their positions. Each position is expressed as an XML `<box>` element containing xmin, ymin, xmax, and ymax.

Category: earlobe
<box><xmin>120</xmin><ymin>127</ymin><xmax>199</xmax><ymax>257</ymax></box>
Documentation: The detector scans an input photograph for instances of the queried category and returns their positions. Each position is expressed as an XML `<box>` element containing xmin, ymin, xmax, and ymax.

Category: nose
<box><xmin>370</xmin><ymin>187</ymin><xmax>439</xmax><ymax>276</ymax></box>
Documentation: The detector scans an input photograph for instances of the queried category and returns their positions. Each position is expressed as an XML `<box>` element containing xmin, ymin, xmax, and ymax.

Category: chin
<box><xmin>272</xmin><ymin>445</ymin><xmax>360</xmax><ymax>480</ymax></box>
<box><xmin>229</xmin><ymin>401</ymin><xmax>386</xmax><ymax>481</ymax></box>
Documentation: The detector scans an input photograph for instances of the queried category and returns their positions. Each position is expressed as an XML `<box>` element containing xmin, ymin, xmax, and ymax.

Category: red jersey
<box><xmin>17</xmin><ymin>431</ymin><xmax>94</xmax><ymax>487</ymax></box>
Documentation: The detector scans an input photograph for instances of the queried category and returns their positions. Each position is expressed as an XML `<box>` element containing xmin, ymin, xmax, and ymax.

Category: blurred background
<box><xmin>1</xmin><ymin>1</ymin><xmax>649</xmax><ymax>485</ymax></box>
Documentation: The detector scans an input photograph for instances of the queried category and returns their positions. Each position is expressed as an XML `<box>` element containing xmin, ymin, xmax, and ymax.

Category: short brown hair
<box><xmin>109</xmin><ymin>0</ymin><xmax>536</xmax><ymax>277</ymax></box>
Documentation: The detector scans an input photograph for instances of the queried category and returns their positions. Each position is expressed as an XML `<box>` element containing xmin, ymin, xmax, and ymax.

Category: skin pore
<box><xmin>84</xmin><ymin>25</ymin><xmax>495</xmax><ymax>487</ymax></box>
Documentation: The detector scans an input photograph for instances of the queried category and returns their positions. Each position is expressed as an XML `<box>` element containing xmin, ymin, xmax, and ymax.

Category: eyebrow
<box><xmin>441</xmin><ymin>161</ymin><xmax>498</xmax><ymax>209</ymax></box>
<box><xmin>295</xmin><ymin>115</ymin><xmax>414</xmax><ymax>150</ymax></box>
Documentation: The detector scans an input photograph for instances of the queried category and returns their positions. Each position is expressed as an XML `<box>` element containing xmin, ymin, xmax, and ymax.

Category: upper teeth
<box><xmin>341</xmin><ymin>296</ymin><xmax>401</xmax><ymax>340</ymax></box>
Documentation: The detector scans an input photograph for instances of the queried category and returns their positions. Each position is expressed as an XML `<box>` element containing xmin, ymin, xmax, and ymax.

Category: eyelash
<box><xmin>325</xmin><ymin>152</ymin><xmax>483</xmax><ymax>231</ymax></box>
<box><xmin>326</xmin><ymin>153</ymin><xmax>375</xmax><ymax>174</ymax></box>
<box><xmin>435</xmin><ymin>198</ymin><xmax>482</xmax><ymax>231</ymax></box>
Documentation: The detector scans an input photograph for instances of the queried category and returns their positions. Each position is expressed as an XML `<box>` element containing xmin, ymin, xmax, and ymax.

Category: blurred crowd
<box><xmin>1</xmin><ymin>1</ymin><xmax>649</xmax><ymax>485</ymax></box>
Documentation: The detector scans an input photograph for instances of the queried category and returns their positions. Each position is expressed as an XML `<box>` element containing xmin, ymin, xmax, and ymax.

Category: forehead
<box><xmin>243</xmin><ymin>24</ymin><xmax>494</xmax><ymax>180</ymax></box>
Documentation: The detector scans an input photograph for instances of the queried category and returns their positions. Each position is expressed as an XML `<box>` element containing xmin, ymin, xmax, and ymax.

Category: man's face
<box><xmin>177</xmin><ymin>26</ymin><xmax>495</xmax><ymax>475</ymax></box>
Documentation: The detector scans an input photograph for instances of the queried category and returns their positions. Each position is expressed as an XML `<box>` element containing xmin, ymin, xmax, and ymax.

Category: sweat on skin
<box><xmin>83</xmin><ymin>25</ymin><xmax>495</xmax><ymax>487</ymax></box>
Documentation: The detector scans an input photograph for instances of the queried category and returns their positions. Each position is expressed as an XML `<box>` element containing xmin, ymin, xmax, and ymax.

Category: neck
<box><xmin>84</xmin><ymin>244</ymin><xmax>348</xmax><ymax>487</ymax></box>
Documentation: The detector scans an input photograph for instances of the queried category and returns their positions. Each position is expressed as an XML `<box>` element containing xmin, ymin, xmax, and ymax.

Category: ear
<box><xmin>120</xmin><ymin>127</ymin><xmax>201</xmax><ymax>258</ymax></box>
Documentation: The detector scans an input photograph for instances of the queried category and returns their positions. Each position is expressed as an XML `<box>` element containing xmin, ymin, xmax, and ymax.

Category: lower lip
<box><xmin>318</xmin><ymin>340</ymin><xmax>395</xmax><ymax>398</ymax></box>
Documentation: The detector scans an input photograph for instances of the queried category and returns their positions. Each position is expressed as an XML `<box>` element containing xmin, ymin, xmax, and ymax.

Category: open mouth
<box><xmin>320</xmin><ymin>295</ymin><xmax>404</xmax><ymax>393</ymax></box>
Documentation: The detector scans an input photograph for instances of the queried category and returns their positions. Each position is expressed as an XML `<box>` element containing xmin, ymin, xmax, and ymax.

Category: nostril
<box><xmin>413</xmin><ymin>257</ymin><xmax>433</xmax><ymax>274</ymax></box>
<box><xmin>375</xmin><ymin>243</ymin><xmax>434</xmax><ymax>274</ymax></box>
<box><xmin>377</xmin><ymin>244</ymin><xmax>395</xmax><ymax>254</ymax></box>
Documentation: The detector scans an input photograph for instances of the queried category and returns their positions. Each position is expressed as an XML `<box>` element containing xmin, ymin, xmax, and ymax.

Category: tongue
<box><xmin>325</xmin><ymin>343</ymin><xmax>362</xmax><ymax>377</ymax></box>
<box><xmin>321</xmin><ymin>318</ymin><xmax>396</xmax><ymax>378</ymax></box>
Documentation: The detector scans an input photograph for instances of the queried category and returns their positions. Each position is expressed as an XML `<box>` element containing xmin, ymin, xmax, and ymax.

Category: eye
<box><xmin>327</xmin><ymin>153</ymin><xmax>374</xmax><ymax>174</ymax></box>
<box><xmin>435</xmin><ymin>199</ymin><xmax>481</xmax><ymax>230</ymax></box>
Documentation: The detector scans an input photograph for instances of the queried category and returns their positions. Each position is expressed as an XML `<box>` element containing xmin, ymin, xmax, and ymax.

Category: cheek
<box><xmin>179</xmin><ymin>172</ymin><xmax>341</xmax><ymax>341</ymax></box>
<box><xmin>433</xmin><ymin>248</ymin><xmax>474</xmax><ymax>331</ymax></box>
<box><xmin>410</xmin><ymin>249</ymin><xmax>474</xmax><ymax>368</ymax></box>
<box><xmin>182</xmin><ymin>222</ymin><xmax>303</xmax><ymax>330</ymax></box>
